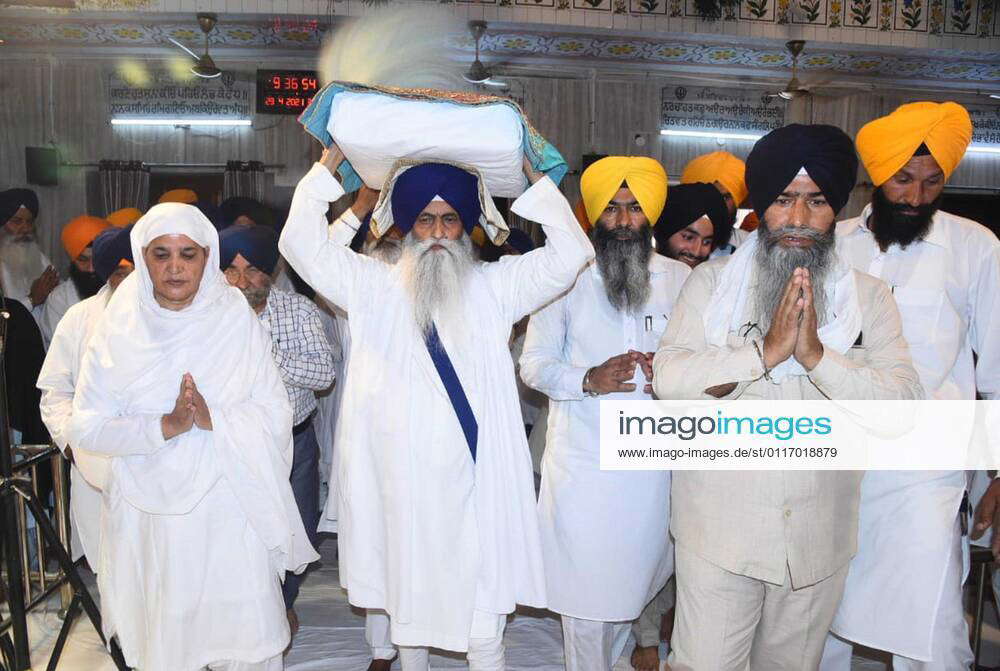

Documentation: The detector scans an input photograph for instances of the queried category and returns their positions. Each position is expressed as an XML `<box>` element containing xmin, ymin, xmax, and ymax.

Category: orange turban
<box><xmin>62</xmin><ymin>215</ymin><xmax>111</xmax><ymax>260</ymax></box>
<box><xmin>580</xmin><ymin>156</ymin><xmax>667</xmax><ymax>227</ymax></box>
<box><xmin>106</xmin><ymin>207</ymin><xmax>143</xmax><ymax>227</ymax></box>
<box><xmin>681</xmin><ymin>151</ymin><xmax>748</xmax><ymax>207</ymax></box>
<box><xmin>158</xmin><ymin>188</ymin><xmax>198</xmax><ymax>204</ymax></box>
<box><xmin>856</xmin><ymin>102</ymin><xmax>972</xmax><ymax>187</ymax></box>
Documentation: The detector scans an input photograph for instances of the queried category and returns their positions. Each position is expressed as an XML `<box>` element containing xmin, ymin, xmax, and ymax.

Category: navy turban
<box><xmin>0</xmin><ymin>188</ymin><xmax>39</xmax><ymax>224</ymax></box>
<box><xmin>654</xmin><ymin>183</ymin><xmax>731</xmax><ymax>250</ymax></box>
<box><xmin>391</xmin><ymin>163</ymin><xmax>481</xmax><ymax>235</ymax></box>
<box><xmin>745</xmin><ymin>124</ymin><xmax>858</xmax><ymax>219</ymax></box>
<box><xmin>504</xmin><ymin>228</ymin><xmax>535</xmax><ymax>254</ymax></box>
<box><xmin>92</xmin><ymin>224</ymin><xmax>134</xmax><ymax>283</ymax></box>
<box><xmin>219</xmin><ymin>225</ymin><xmax>280</xmax><ymax>275</ymax></box>
<box><xmin>195</xmin><ymin>201</ymin><xmax>227</xmax><ymax>232</ymax></box>
<box><xmin>220</xmin><ymin>197</ymin><xmax>275</xmax><ymax>230</ymax></box>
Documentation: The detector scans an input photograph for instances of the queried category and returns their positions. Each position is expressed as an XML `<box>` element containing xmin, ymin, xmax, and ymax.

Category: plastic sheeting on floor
<box><xmin>22</xmin><ymin>535</ymin><xmax>995</xmax><ymax>670</ymax></box>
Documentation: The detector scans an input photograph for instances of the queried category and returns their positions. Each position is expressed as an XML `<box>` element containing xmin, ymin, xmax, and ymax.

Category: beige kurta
<box><xmin>653</xmin><ymin>256</ymin><xmax>923</xmax><ymax>588</ymax></box>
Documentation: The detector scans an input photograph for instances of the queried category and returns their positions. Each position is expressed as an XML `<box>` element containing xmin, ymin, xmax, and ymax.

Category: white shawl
<box><xmin>68</xmin><ymin>203</ymin><xmax>317</xmax><ymax>574</ymax></box>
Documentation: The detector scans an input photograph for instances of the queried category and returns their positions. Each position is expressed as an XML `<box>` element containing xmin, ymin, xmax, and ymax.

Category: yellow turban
<box><xmin>106</xmin><ymin>207</ymin><xmax>143</xmax><ymax>228</ymax></box>
<box><xmin>580</xmin><ymin>156</ymin><xmax>667</xmax><ymax>227</ymax></box>
<box><xmin>158</xmin><ymin>188</ymin><xmax>198</xmax><ymax>204</ymax></box>
<box><xmin>856</xmin><ymin>102</ymin><xmax>972</xmax><ymax>187</ymax></box>
<box><xmin>681</xmin><ymin>151</ymin><xmax>748</xmax><ymax>207</ymax></box>
<box><xmin>62</xmin><ymin>215</ymin><xmax>111</xmax><ymax>260</ymax></box>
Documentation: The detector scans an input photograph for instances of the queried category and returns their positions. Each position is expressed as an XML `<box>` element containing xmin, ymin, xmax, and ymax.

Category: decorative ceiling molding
<box><xmin>0</xmin><ymin>11</ymin><xmax>998</xmax><ymax>85</ymax></box>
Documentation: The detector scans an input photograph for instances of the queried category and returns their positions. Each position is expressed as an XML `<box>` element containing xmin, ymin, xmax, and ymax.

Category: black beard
<box><xmin>69</xmin><ymin>263</ymin><xmax>103</xmax><ymax>299</ymax></box>
<box><xmin>869</xmin><ymin>187</ymin><xmax>940</xmax><ymax>252</ymax></box>
<box><xmin>592</xmin><ymin>224</ymin><xmax>652</xmax><ymax>313</ymax></box>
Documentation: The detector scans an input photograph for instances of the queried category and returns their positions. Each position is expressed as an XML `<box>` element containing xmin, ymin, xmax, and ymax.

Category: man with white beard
<box><xmin>37</xmin><ymin>224</ymin><xmax>135</xmax><ymax>568</ymax></box>
<box><xmin>280</xmin><ymin>146</ymin><xmax>593</xmax><ymax>670</ymax></box>
<box><xmin>520</xmin><ymin>156</ymin><xmax>688</xmax><ymax>671</ymax></box>
<box><xmin>0</xmin><ymin>188</ymin><xmax>59</xmax><ymax>319</ymax></box>
<box><xmin>653</xmin><ymin>124</ymin><xmax>923</xmax><ymax>670</ymax></box>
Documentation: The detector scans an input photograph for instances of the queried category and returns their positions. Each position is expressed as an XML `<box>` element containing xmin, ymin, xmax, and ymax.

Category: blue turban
<box><xmin>219</xmin><ymin>225</ymin><xmax>280</xmax><ymax>275</ymax></box>
<box><xmin>745</xmin><ymin>124</ymin><xmax>858</xmax><ymax>219</ymax></box>
<box><xmin>0</xmin><ymin>188</ymin><xmax>39</xmax><ymax>223</ymax></box>
<box><xmin>390</xmin><ymin>163</ymin><xmax>481</xmax><ymax>235</ymax></box>
<box><xmin>92</xmin><ymin>224</ymin><xmax>134</xmax><ymax>283</ymax></box>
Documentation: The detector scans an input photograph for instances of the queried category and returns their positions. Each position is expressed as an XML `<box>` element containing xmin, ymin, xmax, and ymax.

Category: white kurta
<box><xmin>520</xmin><ymin>254</ymin><xmax>689</xmax><ymax>621</ymax></box>
<box><xmin>280</xmin><ymin>163</ymin><xmax>594</xmax><ymax>652</ymax></box>
<box><xmin>36</xmin><ymin>285</ymin><xmax>112</xmax><ymax>565</ymax></box>
<box><xmin>68</xmin><ymin>204</ymin><xmax>318</xmax><ymax>671</ymax></box>
<box><xmin>39</xmin><ymin>277</ymin><xmax>82</xmax><ymax>347</ymax></box>
<box><xmin>832</xmin><ymin>207</ymin><xmax>1000</xmax><ymax>660</ymax></box>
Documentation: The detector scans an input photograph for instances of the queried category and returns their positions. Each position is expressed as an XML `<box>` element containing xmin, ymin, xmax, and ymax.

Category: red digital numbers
<box><xmin>258</xmin><ymin>70</ymin><xmax>318</xmax><ymax>114</ymax></box>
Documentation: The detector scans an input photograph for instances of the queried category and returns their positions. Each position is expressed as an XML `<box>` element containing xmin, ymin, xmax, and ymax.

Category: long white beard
<box><xmin>398</xmin><ymin>234</ymin><xmax>475</xmax><ymax>346</ymax></box>
<box><xmin>0</xmin><ymin>233</ymin><xmax>47</xmax><ymax>295</ymax></box>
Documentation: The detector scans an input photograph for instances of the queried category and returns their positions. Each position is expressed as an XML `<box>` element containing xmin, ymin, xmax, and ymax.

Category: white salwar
<box><xmin>68</xmin><ymin>203</ymin><xmax>318</xmax><ymax>671</ymax></box>
<box><xmin>280</xmin><ymin>163</ymin><xmax>593</xmax><ymax>652</ymax></box>
<box><xmin>520</xmin><ymin>254</ymin><xmax>689</xmax><ymax>622</ymax></box>
<box><xmin>36</xmin><ymin>284</ymin><xmax>113</xmax><ymax>565</ymax></box>
<box><xmin>39</xmin><ymin>276</ymin><xmax>82</xmax><ymax>347</ymax></box>
<box><xmin>821</xmin><ymin>207</ymin><xmax>1000</xmax><ymax>668</ymax></box>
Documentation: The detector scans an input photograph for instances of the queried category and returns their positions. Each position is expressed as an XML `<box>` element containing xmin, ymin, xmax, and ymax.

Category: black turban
<box><xmin>654</xmin><ymin>183</ymin><xmax>731</xmax><ymax>251</ymax></box>
<box><xmin>92</xmin><ymin>224</ymin><xmax>134</xmax><ymax>283</ymax></box>
<box><xmin>745</xmin><ymin>124</ymin><xmax>858</xmax><ymax>219</ymax></box>
<box><xmin>220</xmin><ymin>197</ymin><xmax>275</xmax><ymax>230</ymax></box>
<box><xmin>195</xmin><ymin>201</ymin><xmax>227</xmax><ymax>232</ymax></box>
<box><xmin>0</xmin><ymin>188</ymin><xmax>39</xmax><ymax>224</ymax></box>
<box><xmin>219</xmin><ymin>224</ymin><xmax>280</xmax><ymax>275</ymax></box>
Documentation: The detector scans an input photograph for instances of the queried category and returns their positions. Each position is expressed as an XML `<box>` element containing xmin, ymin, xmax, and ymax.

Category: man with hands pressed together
<box><xmin>653</xmin><ymin>124</ymin><xmax>922</xmax><ymax>671</ymax></box>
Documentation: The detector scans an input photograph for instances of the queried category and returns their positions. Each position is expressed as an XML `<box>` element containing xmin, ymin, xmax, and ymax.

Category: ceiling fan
<box><xmin>769</xmin><ymin>40</ymin><xmax>813</xmax><ymax>100</ymax></box>
<box><xmin>462</xmin><ymin>21</ymin><xmax>509</xmax><ymax>90</ymax></box>
<box><xmin>168</xmin><ymin>12</ymin><xmax>222</xmax><ymax>79</ymax></box>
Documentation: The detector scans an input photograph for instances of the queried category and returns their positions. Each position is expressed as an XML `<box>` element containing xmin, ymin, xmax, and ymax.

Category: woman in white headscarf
<box><xmin>68</xmin><ymin>203</ymin><xmax>318</xmax><ymax>671</ymax></box>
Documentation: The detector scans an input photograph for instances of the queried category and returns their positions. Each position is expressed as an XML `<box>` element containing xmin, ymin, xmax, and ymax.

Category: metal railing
<box><xmin>2</xmin><ymin>445</ymin><xmax>73</xmax><ymax>623</ymax></box>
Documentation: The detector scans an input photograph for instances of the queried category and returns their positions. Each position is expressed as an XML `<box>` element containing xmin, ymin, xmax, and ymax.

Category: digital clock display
<box><xmin>256</xmin><ymin>69</ymin><xmax>320</xmax><ymax>115</ymax></box>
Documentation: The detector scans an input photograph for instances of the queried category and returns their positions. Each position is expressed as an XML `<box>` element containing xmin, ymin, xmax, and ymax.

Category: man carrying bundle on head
<box><xmin>279</xmin><ymin>143</ymin><xmax>593</xmax><ymax>670</ymax></box>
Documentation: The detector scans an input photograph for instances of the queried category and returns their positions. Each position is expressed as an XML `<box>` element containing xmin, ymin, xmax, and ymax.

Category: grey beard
<box><xmin>592</xmin><ymin>225</ymin><xmax>653</xmax><ymax>314</ymax></box>
<box><xmin>363</xmin><ymin>237</ymin><xmax>403</xmax><ymax>265</ymax></box>
<box><xmin>241</xmin><ymin>285</ymin><xmax>271</xmax><ymax>311</ymax></box>
<box><xmin>398</xmin><ymin>233</ymin><xmax>475</xmax><ymax>338</ymax></box>
<box><xmin>752</xmin><ymin>224</ymin><xmax>836</xmax><ymax>331</ymax></box>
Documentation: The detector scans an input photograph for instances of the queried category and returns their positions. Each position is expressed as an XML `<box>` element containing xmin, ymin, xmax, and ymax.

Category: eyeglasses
<box><xmin>223</xmin><ymin>266</ymin><xmax>265</xmax><ymax>282</ymax></box>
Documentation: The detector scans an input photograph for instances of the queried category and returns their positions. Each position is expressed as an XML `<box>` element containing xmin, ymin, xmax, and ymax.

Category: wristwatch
<box><xmin>582</xmin><ymin>368</ymin><xmax>600</xmax><ymax>397</ymax></box>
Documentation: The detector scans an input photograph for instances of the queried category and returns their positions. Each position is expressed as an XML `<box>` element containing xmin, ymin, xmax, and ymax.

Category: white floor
<box><xmin>21</xmin><ymin>535</ymin><xmax>1000</xmax><ymax>670</ymax></box>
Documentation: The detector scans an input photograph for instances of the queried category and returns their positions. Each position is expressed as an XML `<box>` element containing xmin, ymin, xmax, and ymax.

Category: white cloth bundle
<box><xmin>328</xmin><ymin>91</ymin><xmax>528</xmax><ymax>196</ymax></box>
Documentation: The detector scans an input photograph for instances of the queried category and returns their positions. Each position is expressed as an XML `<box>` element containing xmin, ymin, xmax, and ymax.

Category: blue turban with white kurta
<box><xmin>390</xmin><ymin>163</ymin><xmax>482</xmax><ymax>235</ymax></box>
